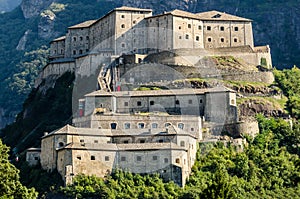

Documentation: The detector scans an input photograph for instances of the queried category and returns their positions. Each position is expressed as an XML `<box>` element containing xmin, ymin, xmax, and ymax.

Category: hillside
<box><xmin>0</xmin><ymin>0</ymin><xmax>21</xmax><ymax>12</ymax></box>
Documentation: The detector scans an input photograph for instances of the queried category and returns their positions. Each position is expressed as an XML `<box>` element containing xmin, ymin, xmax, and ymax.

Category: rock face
<box><xmin>16</xmin><ymin>29</ymin><xmax>31</xmax><ymax>51</ymax></box>
<box><xmin>20</xmin><ymin>0</ymin><xmax>54</xmax><ymax>18</ymax></box>
<box><xmin>38</xmin><ymin>10</ymin><xmax>56</xmax><ymax>39</ymax></box>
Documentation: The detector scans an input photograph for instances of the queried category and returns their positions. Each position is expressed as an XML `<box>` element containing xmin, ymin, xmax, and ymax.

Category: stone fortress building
<box><xmin>28</xmin><ymin>6</ymin><xmax>266</xmax><ymax>186</ymax></box>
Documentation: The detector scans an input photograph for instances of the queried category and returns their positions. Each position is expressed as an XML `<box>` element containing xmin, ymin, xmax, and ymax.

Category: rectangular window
<box><xmin>80</xmin><ymin>139</ymin><xmax>84</xmax><ymax>143</ymax></box>
<box><xmin>164</xmin><ymin>158</ymin><xmax>168</xmax><ymax>163</ymax></box>
<box><xmin>150</xmin><ymin>101</ymin><xmax>154</xmax><ymax>105</ymax></box>
<box><xmin>220</xmin><ymin>26</ymin><xmax>224</xmax><ymax>31</ymax></box>
<box><xmin>94</xmin><ymin>140</ymin><xmax>98</xmax><ymax>143</ymax></box>
<box><xmin>137</xmin><ymin>156</ymin><xmax>142</xmax><ymax>161</ymax></box>
<box><xmin>188</xmin><ymin>24</ymin><xmax>191</xmax><ymax>28</ymax></box>
<box><xmin>124</xmin><ymin>102</ymin><xmax>129</xmax><ymax>106</ymax></box>
<box><xmin>234</xmin><ymin>27</ymin><xmax>239</xmax><ymax>31</ymax></box>
<box><xmin>91</xmin><ymin>156</ymin><xmax>95</xmax><ymax>160</ymax></box>
<box><xmin>138</xmin><ymin>123</ymin><xmax>145</xmax><ymax>129</ymax></box>
<box><xmin>196</xmin><ymin>36</ymin><xmax>200</xmax><ymax>41</ymax></box>
<box><xmin>137</xmin><ymin>101</ymin><xmax>142</xmax><ymax>106</ymax></box>
<box><xmin>105</xmin><ymin>156</ymin><xmax>110</xmax><ymax>161</ymax></box>
<box><xmin>198</xmin><ymin>25</ymin><xmax>202</xmax><ymax>30</ymax></box>
<box><xmin>188</xmin><ymin>99</ymin><xmax>192</xmax><ymax>104</ymax></box>
<box><xmin>153</xmin><ymin>156</ymin><xmax>158</xmax><ymax>161</ymax></box>
<box><xmin>121</xmin><ymin>156</ymin><xmax>126</xmax><ymax>161</ymax></box>
<box><xmin>207</xmin><ymin>26</ymin><xmax>211</xmax><ymax>31</ymax></box>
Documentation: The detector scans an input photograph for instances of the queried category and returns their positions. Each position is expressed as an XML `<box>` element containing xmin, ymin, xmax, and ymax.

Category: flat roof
<box><xmin>85</xmin><ymin>87</ymin><xmax>232</xmax><ymax>97</ymax></box>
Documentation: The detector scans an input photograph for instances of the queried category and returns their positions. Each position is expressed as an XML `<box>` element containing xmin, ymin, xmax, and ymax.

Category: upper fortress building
<box><xmin>49</xmin><ymin>6</ymin><xmax>254</xmax><ymax>59</ymax></box>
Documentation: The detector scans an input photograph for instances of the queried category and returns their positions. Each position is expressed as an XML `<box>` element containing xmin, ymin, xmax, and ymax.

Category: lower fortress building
<box><xmin>27</xmin><ymin>6</ymin><xmax>265</xmax><ymax>186</ymax></box>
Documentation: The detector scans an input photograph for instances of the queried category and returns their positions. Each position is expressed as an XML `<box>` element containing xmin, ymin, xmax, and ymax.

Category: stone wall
<box><xmin>222</xmin><ymin>71</ymin><xmax>274</xmax><ymax>84</ymax></box>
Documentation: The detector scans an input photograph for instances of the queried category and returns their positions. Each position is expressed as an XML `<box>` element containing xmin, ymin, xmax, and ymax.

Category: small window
<box><xmin>80</xmin><ymin>139</ymin><xmax>84</xmax><ymax>143</ymax></box>
<box><xmin>180</xmin><ymin>141</ymin><xmax>185</xmax><ymax>147</ymax></box>
<box><xmin>188</xmin><ymin>24</ymin><xmax>191</xmax><ymax>28</ymax></box>
<box><xmin>138</xmin><ymin>123</ymin><xmax>145</xmax><ymax>129</ymax></box>
<box><xmin>105</xmin><ymin>156</ymin><xmax>109</xmax><ymax>161</ymax></box>
<box><xmin>121</xmin><ymin>156</ymin><xmax>126</xmax><ymax>161</ymax></box>
<box><xmin>234</xmin><ymin>27</ymin><xmax>239</xmax><ymax>31</ymax></box>
<box><xmin>124</xmin><ymin>123</ymin><xmax>131</xmax><ymax>129</ymax></box>
<box><xmin>139</xmin><ymin>139</ymin><xmax>145</xmax><ymax>143</ymax></box>
<box><xmin>234</xmin><ymin>38</ymin><xmax>238</xmax><ymax>42</ymax></box>
<box><xmin>121</xmin><ymin>43</ymin><xmax>125</xmax><ymax>48</ymax></box>
<box><xmin>91</xmin><ymin>156</ymin><xmax>95</xmax><ymax>160</ymax></box>
<box><xmin>121</xmin><ymin>15</ymin><xmax>125</xmax><ymax>19</ymax></box>
<box><xmin>121</xmin><ymin>24</ymin><xmax>125</xmax><ymax>28</ymax></box>
<box><xmin>165</xmin><ymin>123</ymin><xmax>171</xmax><ymax>127</ymax></box>
<box><xmin>159</xmin><ymin>139</ymin><xmax>164</xmax><ymax>143</ymax></box>
<box><xmin>220</xmin><ymin>26</ymin><xmax>224</xmax><ymax>31</ymax></box>
<box><xmin>86</xmin><ymin>49</ymin><xmax>89</xmax><ymax>52</ymax></box>
<box><xmin>111</xmin><ymin>123</ymin><xmax>117</xmax><ymax>129</ymax></box>
<box><xmin>178</xmin><ymin>123</ymin><xmax>184</xmax><ymax>129</ymax></box>
<box><xmin>220</xmin><ymin>38</ymin><xmax>225</xmax><ymax>43</ymax></box>
<box><xmin>94</xmin><ymin>140</ymin><xmax>98</xmax><ymax>143</ymax></box>
<box><xmin>152</xmin><ymin>123</ymin><xmax>158</xmax><ymax>128</ymax></box>
<box><xmin>73</xmin><ymin>37</ymin><xmax>76</xmax><ymax>41</ymax></box>
<box><xmin>150</xmin><ymin>101</ymin><xmax>154</xmax><ymax>106</ymax></box>
<box><xmin>188</xmin><ymin>99</ymin><xmax>193</xmax><ymax>104</ymax></box>
<box><xmin>86</xmin><ymin>36</ymin><xmax>89</xmax><ymax>40</ymax></box>
<box><xmin>73</xmin><ymin>50</ymin><xmax>76</xmax><ymax>55</ymax></box>
<box><xmin>200</xmin><ymin>99</ymin><xmax>203</xmax><ymax>103</ymax></box>
<box><xmin>124</xmin><ymin>102</ymin><xmax>129</xmax><ymax>106</ymax></box>
<box><xmin>207</xmin><ymin>37</ymin><xmax>212</xmax><ymax>42</ymax></box>
<box><xmin>133</xmin><ymin>20</ymin><xmax>136</xmax><ymax>24</ymax></box>
<box><xmin>34</xmin><ymin>157</ymin><xmax>39</xmax><ymax>160</ymax></box>
<box><xmin>178</xmin><ymin>26</ymin><xmax>181</xmax><ymax>30</ymax></box>
<box><xmin>185</xmin><ymin>34</ymin><xmax>189</xmax><ymax>39</ymax></box>
<box><xmin>79</xmin><ymin>36</ymin><xmax>83</xmax><ymax>41</ymax></box>
<box><xmin>164</xmin><ymin>158</ymin><xmax>168</xmax><ymax>163</ymax></box>
<box><xmin>123</xmin><ymin>140</ymin><xmax>129</xmax><ymax>144</ymax></box>
<box><xmin>198</xmin><ymin>25</ymin><xmax>202</xmax><ymax>30</ymax></box>
<box><xmin>54</xmin><ymin>50</ymin><xmax>57</xmax><ymax>54</ymax></box>
<box><xmin>137</xmin><ymin>156</ymin><xmax>142</xmax><ymax>161</ymax></box>
<box><xmin>176</xmin><ymin>158</ymin><xmax>180</xmax><ymax>164</ymax></box>
<box><xmin>58</xmin><ymin>142</ymin><xmax>64</xmax><ymax>147</ymax></box>
<box><xmin>79</xmin><ymin>49</ymin><xmax>83</xmax><ymax>54</ymax></box>
<box><xmin>179</xmin><ymin>36</ymin><xmax>182</xmax><ymax>39</ymax></box>
<box><xmin>231</xmin><ymin>99</ymin><xmax>235</xmax><ymax>104</ymax></box>
<box><xmin>137</xmin><ymin>101</ymin><xmax>142</xmax><ymax>106</ymax></box>
<box><xmin>153</xmin><ymin>156</ymin><xmax>158</xmax><ymax>161</ymax></box>
<box><xmin>175</xmin><ymin>100</ymin><xmax>180</xmax><ymax>105</ymax></box>
<box><xmin>196</xmin><ymin>36</ymin><xmax>200</xmax><ymax>41</ymax></box>
<box><xmin>191</xmin><ymin>128</ymin><xmax>194</xmax><ymax>131</ymax></box>
<box><xmin>77</xmin><ymin>156</ymin><xmax>81</xmax><ymax>160</ymax></box>
<box><xmin>207</xmin><ymin>26</ymin><xmax>211</xmax><ymax>31</ymax></box>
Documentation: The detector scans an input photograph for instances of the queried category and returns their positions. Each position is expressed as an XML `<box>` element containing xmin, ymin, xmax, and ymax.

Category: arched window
<box><xmin>180</xmin><ymin>141</ymin><xmax>185</xmax><ymax>147</ymax></box>
<box><xmin>58</xmin><ymin>142</ymin><xmax>64</xmax><ymax>147</ymax></box>
<box><xmin>178</xmin><ymin>123</ymin><xmax>184</xmax><ymax>129</ymax></box>
<box><xmin>111</xmin><ymin>123</ymin><xmax>117</xmax><ymax>129</ymax></box>
<box><xmin>152</xmin><ymin>123</ymin><xmax>158</xmax><ymax>128</ymax></box>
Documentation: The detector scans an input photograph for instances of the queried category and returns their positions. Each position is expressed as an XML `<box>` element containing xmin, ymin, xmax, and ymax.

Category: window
<box><xmin>77</xmin><ymin>156</ymin><xmax>81</xmax><ymax>160</ymax></box>
<box><xmin>58</xmin><ymin>142</ymin><xmax>64</xmax><ymax>147</ymax></box>
<box><xmin>94</xmin><ymin>140</ymin><xmax>98</xmax><ymax>143</ymax></box>
<box><xmin>180</xmin><ymin>141</ymin><xmax>185</xmax><ymax>147</ymax></box>
<box><xmin>153</xmin><ymin>156</ymin><xmax>158</xmax><ymax>161</ymax></box>
<box><xmin>54</xmin><ymin>50</ymin><xmax>57</xmax><ymax>54</ymax></box>
<box><xmin>176</xmin><ymin>158</ymin><xmax>180</xmax><ymax>164</ymax></box>
<box><xmin>123</xmin><ymin>140</ymin><xmax>129</xmax><ymax>144</ymax></box>
<box><xmin>196</xmin><ymin>36</ymin><xmax>200</xmax><ymax>41</ymax></box>
<box><xmin>79</xmin><ymin>49</ymin><xmax>83</xmax><ymax>54</ymax></box>
<box><xmin>185</xmin><ymin>34</ymin><xmax>189</xmax><ymax>39</ymax></box>
<box><xmin>139</xmin><ymin>139</ymin><xmax>145</xmax><ymax>143</ymax></box>
<box><xmin>207</xmin><ymin>26</ymin><xmax>211</xmax><ymax>31</ymax></box>
<box><xmin>121</xmin><ymin>15</ymin><xmax>125</xmax><ymax>18</ymax></box>
<box><xmin>124</xmin><ymin>102</ymin><xmax>129</xmax><ymax>106</ymax></box>
<box><xmin>234</xmin><ymin>27</ymin><xmax>239</xmax><ymax>31</ymax></box>
<box><xmin>220</xmin><ymin>26</ymin><xmax>224</xmax><ymax>31</ymax></box>
<box><xmin>34</xmin><ymin>157</ymin><xmax>39</xmax><ymax>160</ymax></box>
<box><xmin>86</xmin><ymin>49</ymin><xmax>89</xmax><ymax>52</ymax></box>
<box><xmin>175</xmin><ymin>100</ymin><xmax>180</xmax><ymax>105</ymax></box>
<box><xmin>73</xmin><ymin>50</ymin><xmax>76</xmax><ymax>55</ymax></box>
<box><xmin>150</xmin><ymin>101</ymin><xmax>154</xmax><ymax>105</ymax></box>
<box><xmin>220</xmin><ymin>38</ymin><xmax>225</xmax><ymax>43</ymax></box>
<box><xmin>121</xmin><ymin>156</ymin><xmax>126</xmax><ymax>161</ymax></box>
<box><xmin>191</xmin><ymin>128</ymin><xmax>194</xmax><ymax>131</ymax></box>
<box><xmin>121</xmin><ymin>24</ymin><xmax>125</xmax><ymax>28</ymax></box>
<box><xmin>80</xmin><ymin>139</ymin><xmax>84</xmax><ymax>143</ymax></box>
<box><xmin>234</xmin><ymin>38</ymin><xmax>238</xmax><ymax>42</ymax></box>
<box><xmin>179</xmin><ymin>36</ymin><xmax>182</xmax><ymax>39</ymax></box>
<box><xmin>91</xmin><ymin>156</ymin><xmax>95</xmax><ymax>160</ymax></box>
<box><xmin>152</xmin><ymin>123</ymin><xmax>158</xmax><ymax>128</ymax></box>
<box><xmin>137</xmin><ymin>101</ymin><xmax>142</xmax><ymax>106</ymax></box>
<box><xmin>188</xmin><ymin>24</ymin><xmax>191</xmax><ymax>28</ymax></box>
<box><xmin>165</xmin><ymin>123</ymin><xmax>171</xmax><ymax>127</ymax></box>
<box><xmin>138</xmin><ymin>123</ymin><xmax>145</xmax><ymax>129</ymax></box>
<box><xmin>200</xmin><ymin>99</ymin><xmax>203</xmax><ymax>103</ymax></box>
<box><xmin>133</xmin><ymin>20</ymin><xmax>136</xmax><ymax>24</ymax></box>
<box><xmin>73</xmin><ymin>37</ymin><xmax>76</xmax><ymax>41</ymax></box>
<box><xmin>121</xmin><ymin>43</ymin><xmax>125</xmax><ymax>48</ymax></box>
<box><xmin>198</xmin><ymin>25</ymin><xmax>202</xmax><ymax>30</ymax></box>
<box><xmin>124</xmin><ymin>123</ymin><xmax>130</xmax><ymax>129</ymax></box>
<box><xmin>159</xmin><ymin>139</ymin><xmax>164</xmax><ymax>143</ymax></box>
<box><xmin>137</xmin><ymin>156</ymin><xmax>142</xmax><ymax>161</ymax></box>
<box><xmin>178</xmin><ymin>26</ymin><xmax>181</xmax><ymax>30</ymax></box>
<box><xmin>188</xmin><ymin>99</ymin><xmax>193</xmax><ymax>104</ymax></box>
<box><xmin>105</xmin><ymin>156</ymin><xmax>109</xmax><ymax>161</ymax></box>
<box><xmin>178</xmin><ymin>123</ymin><xmax>184</xmax><ymax>129</ymax></box>
<box><xmin>79</xmin><ymin>36</ymin><xmax>83</xmax><ymax>41</ymax></box>
<box><xmin>207</xmin><ymin>37</ymin><xmax>212</xmax><ymax>42</ymax></box>
<box><xmin>231</xmin><ymin>99</ymin><xmax>235</xmax><ymax>104</ymax></box>
<box><xmin>86</xmin><ymin>36</ymin><xmax>89</xmax><ymax>40</ymax></box>
<box><xmin>111</xmin><ymin>123</ymin><xmax>117</xmax><ymax>129</ymax></box>
<box><xmin>164</xmin><ymin>158</ymin><xmax>168</xmax><ymax>163</ymax></box>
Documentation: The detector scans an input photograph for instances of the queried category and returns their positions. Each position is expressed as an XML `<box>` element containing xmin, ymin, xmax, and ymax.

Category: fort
<box><xmin>28</xmin><ymin>6</ymin><xmax>271</xmax><ymax>186</ymax></box>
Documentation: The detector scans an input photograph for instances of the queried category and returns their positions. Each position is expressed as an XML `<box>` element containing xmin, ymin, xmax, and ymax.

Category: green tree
<box><xmin>0</xmin><ymin>139</ymin><xmax>38</xmax><ymax>199</ymax></box>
